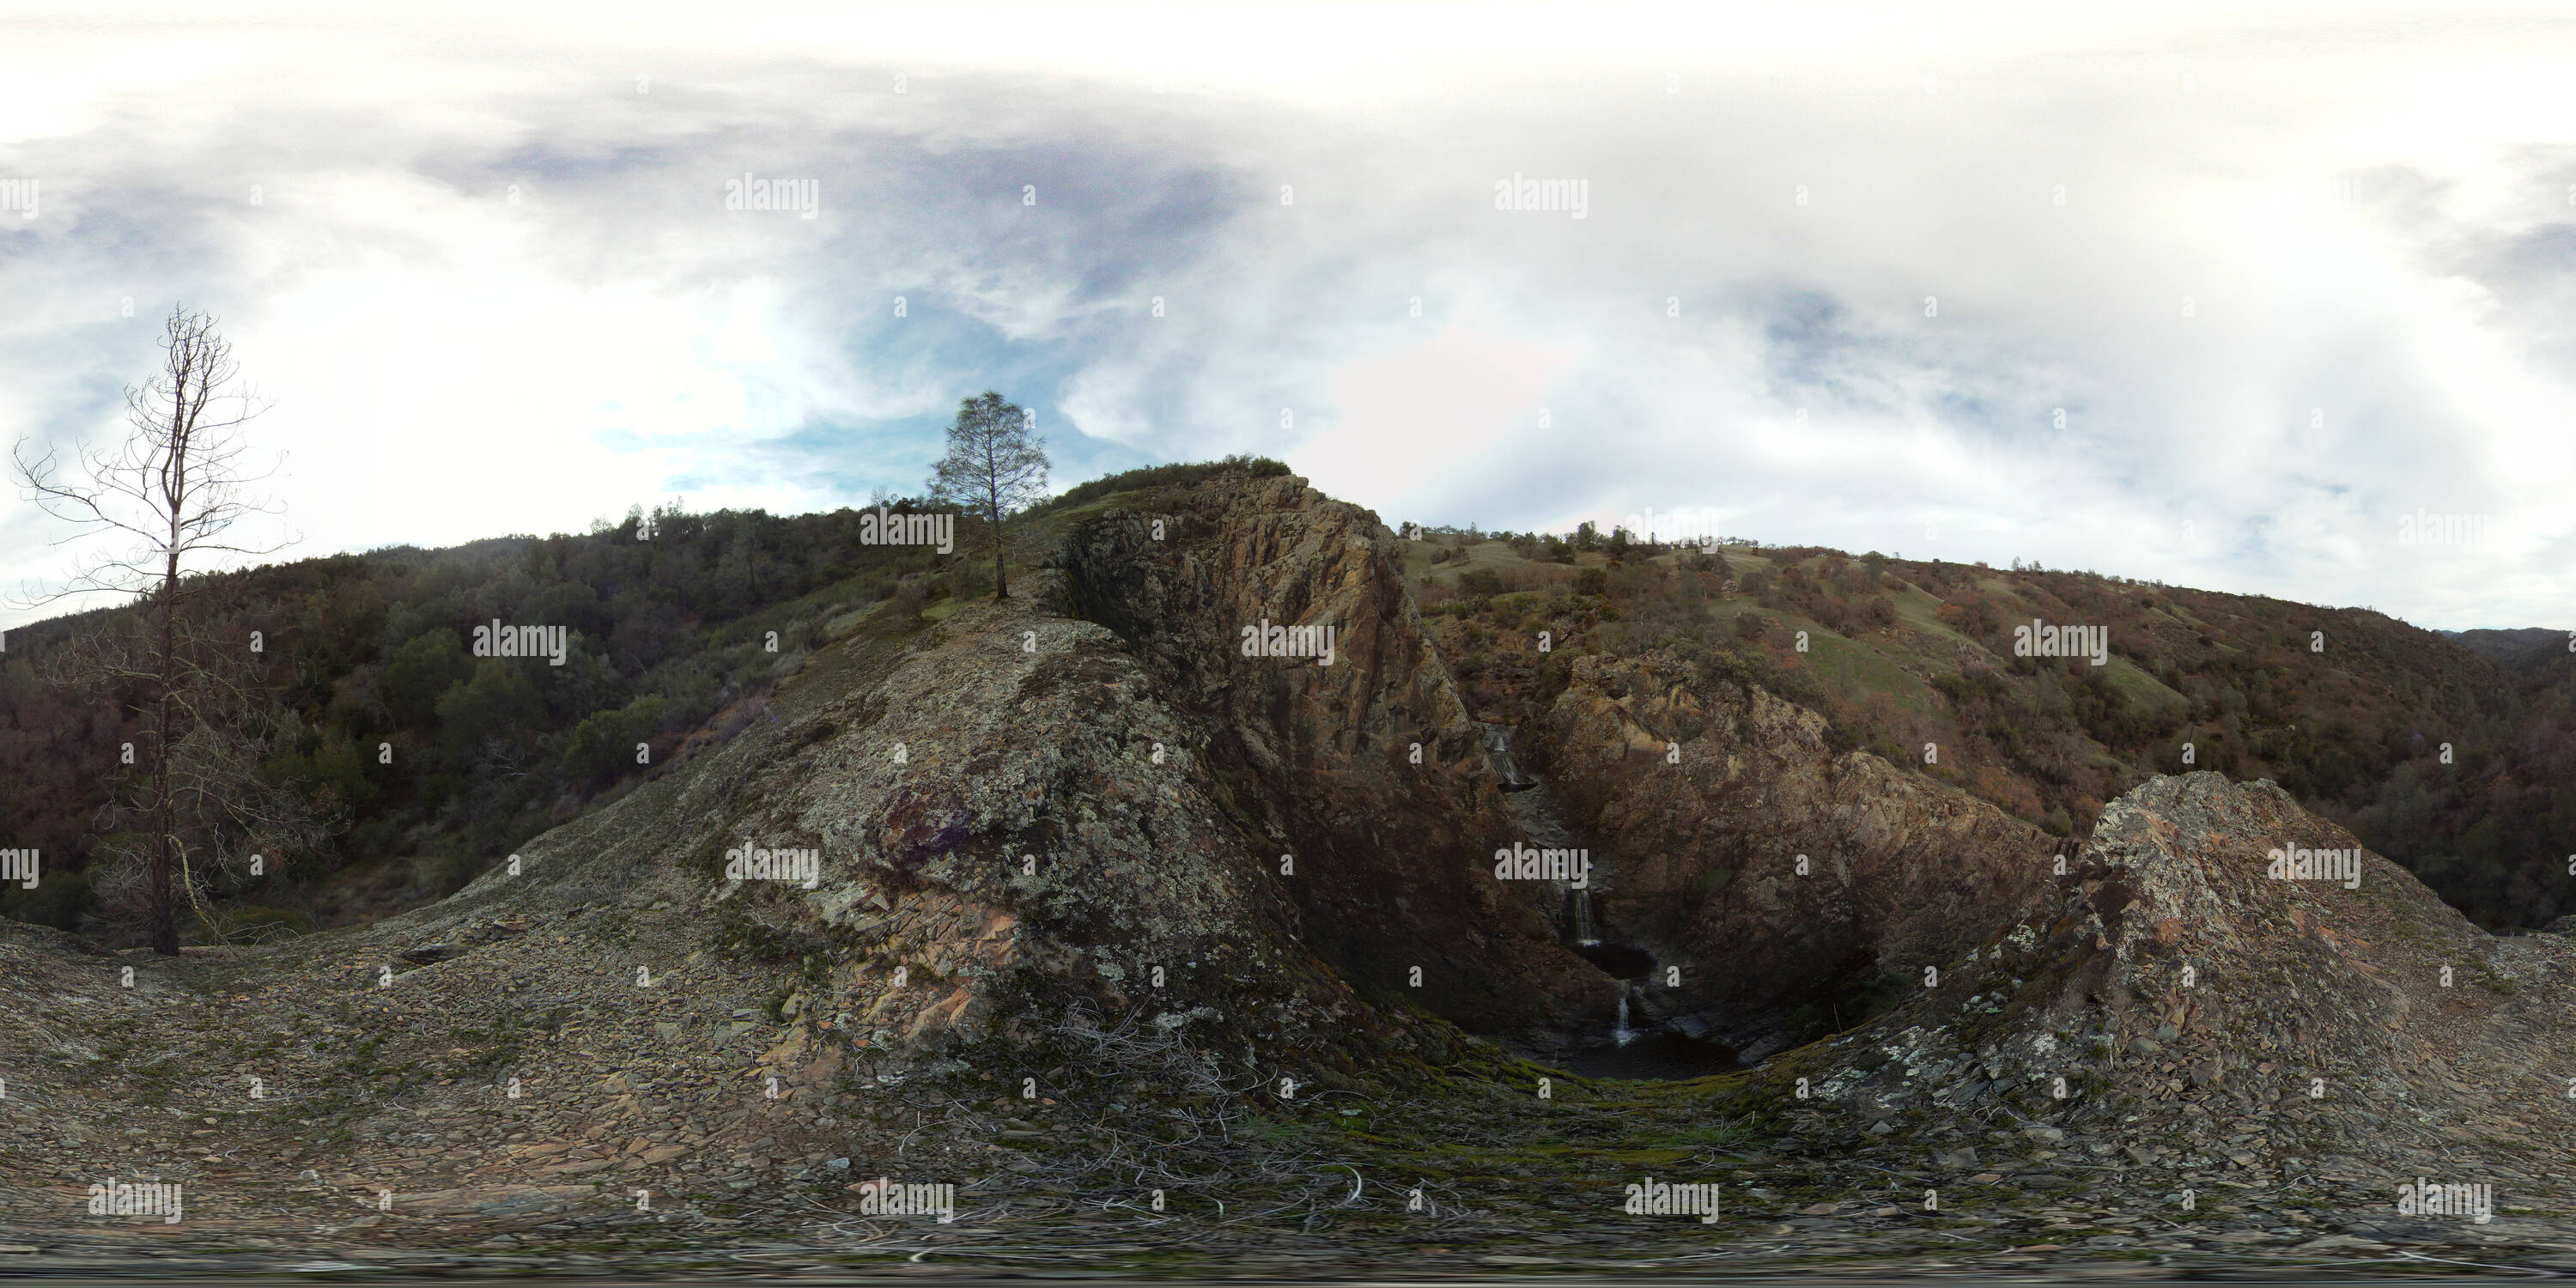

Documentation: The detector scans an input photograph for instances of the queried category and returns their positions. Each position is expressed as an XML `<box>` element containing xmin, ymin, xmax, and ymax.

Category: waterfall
<box><xmin>1479</xmin><ymin>721</ymin><xmax>1536</xmax><ymax>791</ymax></box>
<box><xmin>1494</xmin><ymin>720</ymin><xmax>1662</xmax><ymax>1057</ymax></box>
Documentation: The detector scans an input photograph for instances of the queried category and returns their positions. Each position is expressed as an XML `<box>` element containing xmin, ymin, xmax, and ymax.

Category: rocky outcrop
<box><xmin>1051</xmin><ymin>474</ymin><xmax>1614</xmax><ymax>1038</ymax></box>
<box><xmin>410</xmin><ymin>588</ymin><xmax>1466</xmax><ymax>1094</ymax></box>
<box><xmin>1779</xmin><ymin>771</ymin><xmax>2576</xmax><ymax>1195</ymax></box>
<box><xmin>0</xmin><ymin>569</ymin><xmax>1500</xmax><ymax>1256</ymax></box>
<box><xmin>389</xmin><ymin>470</ymin><xmax>1612</xmax><ymax>1091</ymax></box>
<box><xmin>1532</xmin><ymin>650</ymin><xmax>2058</xmax><ymax>1057</ymax></box>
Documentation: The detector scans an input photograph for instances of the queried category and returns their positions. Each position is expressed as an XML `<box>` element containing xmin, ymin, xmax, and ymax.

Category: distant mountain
<box><xmin>2439</xmin><ymin>626</ymin><xmax>2569</xmax><ymax>666</ymax></box>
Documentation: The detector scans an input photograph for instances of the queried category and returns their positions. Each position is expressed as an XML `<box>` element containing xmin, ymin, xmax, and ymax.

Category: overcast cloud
<box><xmin>4</xmin><ymin>2</ymin><xmax>2573</xmax><ymax>631</ymax></box>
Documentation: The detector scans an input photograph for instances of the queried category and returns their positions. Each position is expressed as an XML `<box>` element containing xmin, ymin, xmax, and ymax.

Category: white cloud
<box><xmin>5</xmin><ymin>2</ymin><xmax>2574</xmax><ymax>630</ymax></box>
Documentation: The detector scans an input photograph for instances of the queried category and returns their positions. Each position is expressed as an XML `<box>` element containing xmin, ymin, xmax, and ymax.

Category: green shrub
<box><xmin>1034</xmin><ymin>454</ymin><xmax>1291</xmax><ymax>513</ymax></box>
<box><xmin>380</xmin><ymin>629</ymin><xmax>471</xmax><ymax>728</ymax></box>
<box><xmin>561</xmin><ymin>696</ymin><xmax>668</xmax><ymax>785</ymax></box>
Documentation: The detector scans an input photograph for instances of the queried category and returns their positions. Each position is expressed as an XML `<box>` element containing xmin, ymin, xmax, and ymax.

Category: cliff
<box><xmin>1050</xmin><ymin>473</ymin><xmax>1614</xmax><ymax>1037</ymax></box>
<box><xmin>1532</xmin><ymin>648</ymin><xmax>2057</xmax><ymax>1057</ymax></box>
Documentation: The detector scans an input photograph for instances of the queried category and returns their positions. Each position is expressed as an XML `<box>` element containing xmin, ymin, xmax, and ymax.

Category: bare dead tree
<box><xmin>9</xmin><ymin>306</ymin><xmax>299</xmax><ymax>953</ymax></box>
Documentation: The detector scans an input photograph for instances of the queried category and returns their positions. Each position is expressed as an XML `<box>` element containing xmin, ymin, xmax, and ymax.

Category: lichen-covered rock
<box><xmin>737</xmin><ymin>599</ymin><xmax>1388</xmax><ymax>1067</ymax></box>
<box><xmin>1776</xmin><ymin>771</ymin><xmax>2576</xmax><ymax>1189</ymax></box>
<box><xmin>436</xmin><ymin>592</ymin><xmax>1431</xmax><ymax>1091</ymax></box>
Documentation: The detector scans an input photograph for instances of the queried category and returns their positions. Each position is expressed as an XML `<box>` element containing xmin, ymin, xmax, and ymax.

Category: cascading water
<box><xmin>1479</xmin><ymin>721</ymin><xmax>1539</xmax><ymax>792</ymax></box>
<box><xmin>1484</xmin><ymin>722</ymin><xmax>1740</xmax><ymax>1079</ymax></box>
<box><xmin>1486</xmin><ymin>723</ymin><xmax>1621</xmax><ymax>957</ymax></box>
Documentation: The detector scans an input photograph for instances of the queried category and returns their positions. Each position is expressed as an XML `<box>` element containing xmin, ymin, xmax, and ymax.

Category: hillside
<box><xmin>0</xmin><ymin>461</ymin><xmax>1291</xmax><ymax>940</ymax></box>
<box><xmin>2443</xmin><ymin>627</ymin><xmax>2568</xmax><ymax>666</ymax></box>
<box><xmin>9</xmin><ymin>468</ymin><xmax>2564</xmax><ymax>947</ymax></box>
<box><xmin>1403</xmin><ymin>530</ymin><xmax>2576</xmax><ymax>933</ymax></box>
<box><xmin>6</xmin><ymin>470</ymin><xmax>2576</xmax><ymax>1275</ymax></box>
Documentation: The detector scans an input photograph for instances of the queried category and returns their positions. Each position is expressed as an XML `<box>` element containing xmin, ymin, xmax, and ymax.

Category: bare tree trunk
<box><xmin>152</xmin><ymin>582</ymin><xmax>177</xmax><ymax>953</ymax></box>
<box><xmin>990</xmin><ymin>487</ymin><xmax>1007</xmax><ymax>599</ymax></box>
<box><xmin>152</xmin><ymin>381</ymin><xmax>188</xmax><ymax>955</ymax></box>
<box><xmin>986</xmin><ymin>437</ymin><xmax>1007</xmax><ymax>599</ymax></box>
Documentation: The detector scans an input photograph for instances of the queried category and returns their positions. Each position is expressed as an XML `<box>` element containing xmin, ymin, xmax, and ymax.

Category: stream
<box><xmin>1479</xmin><ymin>723</ymin><xmax>1740</xmax><ymax>1080</ymax></box>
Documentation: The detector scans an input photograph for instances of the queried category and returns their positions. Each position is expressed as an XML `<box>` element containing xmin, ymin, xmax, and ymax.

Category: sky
<box><xmin>3</xmin><ymin>1</ymin><xmax>2573</xmax><ymax>633</ymax></box>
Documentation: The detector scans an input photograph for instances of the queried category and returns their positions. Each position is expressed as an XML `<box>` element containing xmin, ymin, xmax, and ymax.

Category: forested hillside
<box><xmin>0</xmin><ymin>459</ymin><xmax>1291</xmax><ymax>941</ymax></box>
<box><xmin>0</xmin><ymin>498</ymin><xmax>1001</xmax><ymax>933</ymax></box>
<box><xmin>1407</xmin><ymin>529</ymin><xmax>2576</xmax><ymax>932</ymax></box>
<box><xmin>3</xmin><ymin>458</ymin><xmax>2562</xmax><ymax>941</ymax></box>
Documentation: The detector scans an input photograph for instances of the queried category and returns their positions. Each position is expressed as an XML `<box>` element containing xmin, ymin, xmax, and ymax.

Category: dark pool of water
<box><xmin>1574</xmin><ymin>941</ymin><xmax>1656</xmax><ymax>979</ymax></box>
<box><xmin>1546</xmin><ymin>1030</ymin><xmax>1741</xmax><ymax>1080</ymax></box>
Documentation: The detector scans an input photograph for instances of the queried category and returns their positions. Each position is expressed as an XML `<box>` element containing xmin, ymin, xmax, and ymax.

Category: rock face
<box><xmin>419</xmin><ymin>470</ymin><xmax>1609</xmax><ymax>1090</ymax></box>
<box><xmin>0</xmin><ymin>545</ymin><xmax>1505</xmax><ymax>1250</ymax></box>
<box><xmin>674</xmin><ymin>603</ymin><xmax>1339</xmax><ymax>1061</ymax></box>
<box><xmin>436</xmin><ymin>587</ymin><xmax>1448</xmax><ymax>1095</ymax></box>
<box><xmin>1052</xmin><ymin>474</ymin><xmax>1614</xmax><ymax>1038</ymax></box>
<box><xmin>1532</xmin><ymin>649</ymin><xmax>2057</xmax><ymax>1058</ymax></box>
<box><xmin>1785</xmin><ymin>771</ymin><xmax>2576</xmax><ymax>1189</ymax></box>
